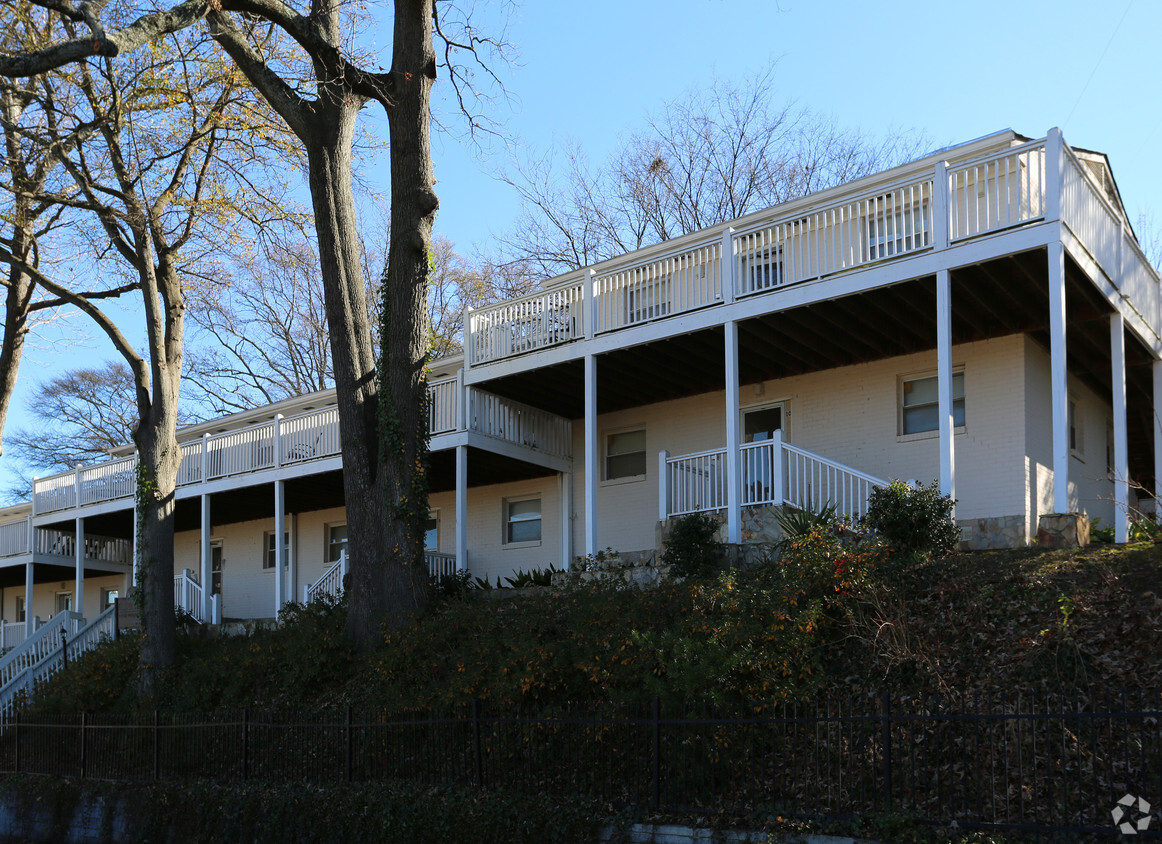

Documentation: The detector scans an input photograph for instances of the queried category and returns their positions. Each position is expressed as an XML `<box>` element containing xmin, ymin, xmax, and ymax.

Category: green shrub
<box><xmin>863</xmin><ymin>480</ymin><xmax>959</xmax><ymax>558</ymax></box>
<box><xmin>661</xmin><ymin>512</ymin><xmax>723</xmax><ymax>578</ymax></box>
<box><xmin>432</xmin><ymin>569</ymin><xmax>472</xmax><ymax>598</ymax></box>
<box><xmin>774</xmin><ymin>501</ymin><xmax>840</xmax><ymax>546</ymax></box>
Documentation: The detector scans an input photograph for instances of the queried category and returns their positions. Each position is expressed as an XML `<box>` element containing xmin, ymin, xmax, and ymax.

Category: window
<box><xmin>264</xmin><ymin>531</ymin><xmax>290</xmax><ymax>570</ymax></box>
<box><xmin>740</xmin><ymin>247</ymin><xmax>784</xmax><ymax>293</ymax></box>
<box><xmin>55</xmin><ymin>592</ymin><xmax>73</xmax><ymax>614</ymax></box>
<box><xmin>100</xmin><ymin>588</ymin><xmax>118</xmax><ymax>606</ymax></box>
<box><xmin>901</xmin><ymin>372</ymin><xmax>964</xmax><ymax>435</ymax></box>
<box><xmin>626</xmin><ymin>282</ymin><xmax>670</xmax><ymax>323</ymax></box>
<box><xmin>15</xmin><ymin>596</ymin><xmax>24</xmax><ymax>624</ymax></box>
<box><xmin>505</xmin><ymin>498</ymin><xmax>541</xmax><ymax>545</ymax></box>
<box><xmin>869</xmin><ymin>203</ymin><xmax>929</xmax><ymax>259</ymax></box>
<box><xmin>424</xmin><ymin>516</ymin><xmax>438</xmax><ymax>551</ymax></box>
<box><xmin>327</xmin><ymin>524</ymin><xmax>348</xmax><ymax>563</ymax></box>
<box><xmin>606</xmin><ymin>429</ymin><xmax>646</xmax><ymax>480</ymax></box>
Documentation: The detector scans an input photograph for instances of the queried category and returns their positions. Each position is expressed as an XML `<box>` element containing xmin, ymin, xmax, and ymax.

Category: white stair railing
<box><xmin>0</xmin><ymin>605</ymin><xmax>117</xmax><ymax>720</ymax></box>
<box><xmin>663</xmin><ymin>434</ymin><xmax>887</xmax><ymax>523</ymax></box>
<box><xmin>425</xmin><ymin>551</ymin><xmax>458</xmax><ymax>579</ymax></box>
<box><xmin>173</xmin><ymin>569</ymin><xmax>205</xmax><ymax>623</ymax></box>
<box><xmin>303</xmin><ymin>550</ymin><xmax>347</xmax><ymax>603</ymax></box>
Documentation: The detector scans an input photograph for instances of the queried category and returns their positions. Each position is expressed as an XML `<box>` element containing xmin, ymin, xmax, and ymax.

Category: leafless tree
<box><xmin>4</xmin><ymin>361</ymin><xmax>196</xmax><ymax>499</ymax></box>
<box><xmin>496</xmin><ymin>68</ymin><xmax>926</xmax><ymax>278</ymax></box>
<box><xmin>0</xmin><ymin>0</ymin><xmax>509</xmax><ymax>653</ymax></box>
<box><xmin>0</xmin><ymin>16</ymin><xmax>293</xmax><ymax>693</ymax></box>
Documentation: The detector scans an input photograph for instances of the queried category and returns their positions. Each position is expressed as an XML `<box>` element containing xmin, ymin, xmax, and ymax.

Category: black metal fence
<box><xmin>2</xmin><ymin>689</ymin><xmax>1159</xmax><ymax>838</ymax></box>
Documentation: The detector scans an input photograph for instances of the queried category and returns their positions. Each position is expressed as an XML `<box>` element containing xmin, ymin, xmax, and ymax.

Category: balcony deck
<box><xmin>28</xmin><ymin>383</ymin><xmax>572</xmax><ymax>520</ymax></box>
<box><xmin>464</xmin><ymin>132</ymin><xmax>1159</xmax><ymax>377</ymax></box>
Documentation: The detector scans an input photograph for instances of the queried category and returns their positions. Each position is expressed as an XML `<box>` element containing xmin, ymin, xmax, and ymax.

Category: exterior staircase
<box><xmin>0</xmin><ymin>607</ymin><xmax>118</xmax><ymax>719</ymax></box>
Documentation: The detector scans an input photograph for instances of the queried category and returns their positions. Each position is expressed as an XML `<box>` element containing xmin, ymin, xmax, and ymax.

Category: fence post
<box><xmin>881</xmin><ymin>690</ymin><xmax>893</xmax><ymax>810</ymax></box>
<box><xmin>153</xmin><ymin>709</ymin><xmax>160</xmax><ymax>781</ymax></box>
<box><xmin>652</xmin><ymin>696</ymin><xmax>661</xmax><ymax>812</ymax></box>
<box><xmin>472</xmin><ymin>699</ymin><xmax>483</xmax><ymax>788</ymax></box>
<box><xmin>345</xmin><ymin>705</ymin><xmax>353</xmax><ymax>783</ymax></box>
<box><xmin>79</xmin><ymin>711</ymin><xmax>87</xmax><ymax>779</ymax></box>
<box><xmin>13</xmin><ymin>712</ymin><xmax>20</xmax><ymax>774</ymax></box>
<box><xmin>242</xmin><ymin>708</ymin><xmax>250</xmax><ymax>780</ymax></box>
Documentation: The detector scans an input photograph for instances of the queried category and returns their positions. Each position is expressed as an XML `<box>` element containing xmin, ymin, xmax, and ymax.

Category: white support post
<box><xmin>455</xmin><ymin>445</ymin><xmax>468</xmax><ymax>573</ymax></box>
<box><xmin>463</xmin><ymin>306</ymin><xmax>474</xmax><ymax>371</ymax></box>
<box><xmin>721</xmin><ymin>227</ymin><xmax>735</xmax><ymax>305</ymax></box>
<box><xmin>1049</xmin><ymin>241</ymin><xmax>1070</xmax><ymax>514</ymax></box>
<box><xmin>584</xmin><ymin>353</ymin><xmax>598</xmax><ymax>556</ymax></box>
<box><xmin>1154</xmin><ymin>360</ymin><xmax>1162</xmax><ymax>525</ymax></box>
<box><xmin>936</xmin><ymin>270</ymin><xmax>955</xmax><ymax>502</ymax></box>
<box><xmin>274</xmin><ymin>479</ymin><xmax>286</xmax><ymax>615</ymax></box>
<box><xmin>658</xmin><ymin>450</ymin><xmax>670</xmax><ymax>521</ymax></box>
<box><xmin>771</xmin><ymin>429</ymin><xmax>785</xmax><ymax>507</ymax></box>
<box><xmin>200</xmin><ymin>494</ymin><xmax>211</xmax><ymax>623</ymax></box>
<box><xmin>74</xmin><ymin>516</ymin><xmax>85</xmax><ymax>617</ymax></box>
<box><xmin>201</xmin><ymin>433</ymin><xmax>209</xmax><ymax>482</ymax></box>
<box><xmin>724</xmin><ymin>320</ymin><xmax>741</xmax><ymax>544</ymax></box>
<box><xmin>273</xmin><ymin>414</ymin><xmax>283</xmax><ymax>468</ymax></box>
<box><xmin>1045</xmin><ymin>127</ymin><xmax>1063</xmax><ymax>223</ymax></box>
<box><xmin>74</xmin><ymin>464</ymin><xmax>82</xmax><ymax>509</ymax></box>
<box><xmin>1111</xmin><ymin>314</ymin><xmax>1129</xmax><ymax>542</ymax></box>
<box><xmin>24</xmin><ymin>562</ymin><xmax>33</xmax><ymax>636</ymax></box>
<box><xmin>455</xmin><ymin>368</ymin><xmax>466</xmax><ymax>432</ymax></box>
<box><xmin>559</xmin><ymin>471</ymin><xmax>572</xmax><ymax>570</ymax></box>
<box><xmin>932</xmin><ymin>161</ymin><xmax>950</xmax><ymax>250</ymax></box>
<box><xmin>585</xmin><ymin>269</ymin><xmax>598</xmax><ymax>339</ymax></box>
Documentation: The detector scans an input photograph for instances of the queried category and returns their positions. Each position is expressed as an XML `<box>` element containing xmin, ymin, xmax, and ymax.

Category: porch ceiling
<box><xmin>429</xmin><ymin>446</ymin><xmax>558</xmax><ymax>492</ymax></box>
<box><xmin>0</xmin><ymin>562</ymin><xmax>120</xmax><ymax>589</ymax></box>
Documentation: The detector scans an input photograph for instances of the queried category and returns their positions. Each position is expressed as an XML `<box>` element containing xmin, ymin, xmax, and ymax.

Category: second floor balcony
<box><xmin>30</xmin><ymin>383</ymin><xmax>573</xmax><ymax>517</ymax></box>
<box><xmin>465</xmin><ymin>131</ymin><xmax>1159</xmax><ymax>369</ymax></box>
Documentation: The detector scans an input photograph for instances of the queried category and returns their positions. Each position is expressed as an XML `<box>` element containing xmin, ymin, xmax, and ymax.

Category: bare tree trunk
<box><xmin>0</xmin><ymin>264</ymin><xmax>33</xmax><ymax>455</ymax></box>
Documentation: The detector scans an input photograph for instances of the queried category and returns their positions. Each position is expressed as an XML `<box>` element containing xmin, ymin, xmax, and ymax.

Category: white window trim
<box><xmin>897</xmin><ymin>368</ymin><xmax>966</xmax><ymax>441</ymax></box>
<box><xmin>602</xmin><ymin>425</ymin><xmax>647</xmax><ymax>485</ymax></box>
<box><xmin>263</xmin><ymin>530</ymin><xmax>290</xmax><ymax>571</ymax></box>
<box><xmin>502</xmin><ymin>495</ymin><xmax>542</xmax><ymax>549</ymax></box>
<box><xmin>325</xmin><ymin>522</ymin><xmax>348</xmax><ymax>563</ymax></box>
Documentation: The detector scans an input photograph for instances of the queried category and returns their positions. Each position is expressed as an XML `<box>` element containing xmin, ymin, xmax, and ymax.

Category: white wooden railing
<box><xmin>0</xmin><ymin>518</ymin><xmax>30</xmax><ymax>558</ymax></box>
<box><xmin>663</xmin><ymin>447</ymin><xmax>728</xmax><ymax>517</ymax></box>
<box><xmin>33</xmin><ymin>530</ymin><xmax>131</xmax><ymax>566</ymax></box>
<box><xmin>782</xmin><ymin>441</ymin><xmax>886</xmax><ymax>520</ymax></box>
<box><xmin>79</xmin><ymin>456</ymin><xmax>136</xmax><ymax>506</ymax></box>
<box><xmin>280</xmin><ymin>406</ymin><xmax>341</xmax><ymax>465</ymax></box>
<box><xmin>467</xmin><ymin>389</ymin><xmax>572</xmax><ymax>459</ymax></box>
<box><xmin>947</xmin><ymin>139</ymin><xmax>1045</xmax><ymax>242</ymax></box>
<box><xmin>0</xmin><ymin>610</ymin><xmax>84</xmax><ymax>696</ymax></box>
<box><xmin>662</xmin><ymin>434</ymin><xmax>887</xmax><ymax>522</ymax></box>
<box><xmin>463</xmin><ymin>136</ymin><xmax>1089</xmax><ymax>367</ymax></box>
<box><xmin>425</xmin><ymin>551</ymin><xmax>457</xmax><ymax>579</ymax></box>
<box><xmin>735</xmin><ymin>175</ymin><xmax>934</xmax><ymax>295</ymax></box>
<box><xmin>0</xmin><ymin>621</ymin><xmax>30</xmax><ymax>651</ymax></box>
<box><xmin>429</xmin><ymin>376</ymin><xmax>459</xmax><ymax>434</ymax></box>
<box><xmin>1060</xmin><ymin>143</ymin><xmax>1161</xmax><ymax>328</ymax></box>
<box><xmin>34</xmin><ymin>376</ymin><xmax>573</xmax><ymax>515</ymax></box>
<box><xmin>304</xmin><ymin>551</ymin><xmax>347</xmax><ymax>603</ymax></box>
<box><xmin>594</xmin><ymin>238</ymin><xmax>722</xmax><ymax>333</ymax></box>
<box><xmin>0</xmin><ymin>606</ymin><xmax>116</xmax><ymax>719</ymax></box>
<box><xmin>174</xmin><ymin>569</ymin><xmax>204</xmax><ymax>623</ymax></box>
<box><xmin>469</xmin><ymin>276</ymin><xmax>586</xmax><ymax>364</ymax></box>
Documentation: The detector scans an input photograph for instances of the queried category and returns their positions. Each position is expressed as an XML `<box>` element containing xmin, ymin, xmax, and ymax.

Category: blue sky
<box><xmin>3</xmin><ymin>0</ymin><xmax>1158</xmax><ymax>494</ymax></box>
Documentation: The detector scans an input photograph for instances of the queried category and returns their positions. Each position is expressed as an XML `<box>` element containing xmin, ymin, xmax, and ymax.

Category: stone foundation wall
<box><xmin>956</xmin><ymin>514</ymin><xmax>1028</xmax><ymax>550</ymax></box>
